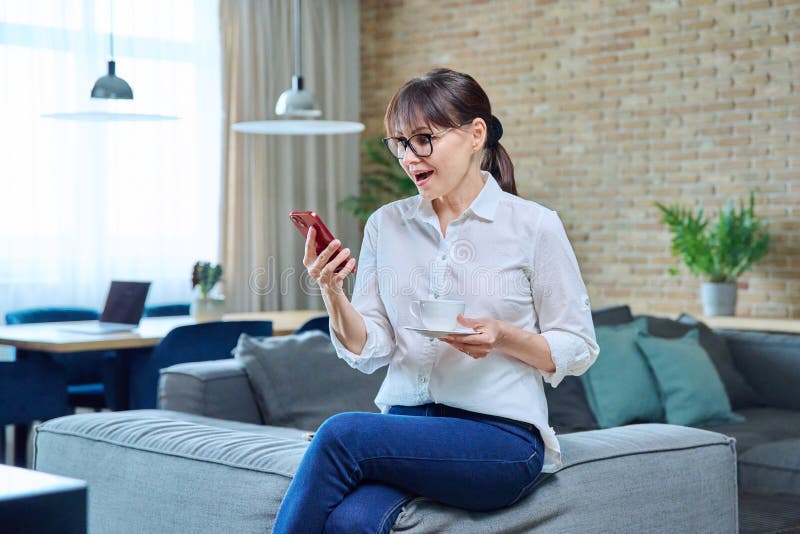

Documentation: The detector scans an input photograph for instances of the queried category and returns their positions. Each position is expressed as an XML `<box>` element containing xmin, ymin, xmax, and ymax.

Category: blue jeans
<box><xmin>272</xmin><ymin>403</ymin><xmax>545</xmax><ymax>534</ymax></box>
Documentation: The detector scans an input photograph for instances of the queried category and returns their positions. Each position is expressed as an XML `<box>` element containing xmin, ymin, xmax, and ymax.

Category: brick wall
<box><xmin>360</xmin><ymin>0</ymin><xmax>799</xmax><ymax>318</ymax></box>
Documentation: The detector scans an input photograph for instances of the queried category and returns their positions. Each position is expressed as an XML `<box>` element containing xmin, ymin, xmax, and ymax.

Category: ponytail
<box><xmin>481</xmin><ymin>115</ymin><xmax>516</xmax><ymax>195</ymax></box>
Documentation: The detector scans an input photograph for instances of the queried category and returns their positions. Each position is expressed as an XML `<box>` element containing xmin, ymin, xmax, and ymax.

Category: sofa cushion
<box><xmin>700</xmin><ymin>407</ymin><xmax>800</xmax><ymax>455</ymax></box>
<box><xmin>580</xmin><ymin>318</ymin><xmax>664</xmax><ymax>428</ymax></box>
<box><xmin>591</xmin><ymin>304</ymin><xmax>634</xmax><ymax>327</ymax></box>
<box><xmin>158</xmin><ymin>359</ymin><xmax>263</xmax><ymax>425</ymax></box>
<box><xmin>634</xmin><ymin>329</ymin><xmax>743</xmax><ymax>427</ymax></box>
<box><xmin>544</xmin><ymin>377</ymin><xmax>598</xmax><ymax>434</ymax></box>
<box><xmin>717</xmin><ymin>329</ymin><xmax>800</xmax><ymax>411</ymax></box>
<box><xmin>393</xmin><ymin>424</ymin><xmax>737</xmax><ymax>533</ymax></box>
<box><xmin>739</xmin><ymin>439</ymin><xmax>800</xmax><ymax>496</ymax></box>
<box><xmin>669</xmin><ymin>313</ymin><xmax>763</xmax><ymax>409</ymax></box>
<box><xmin>233</xmin><ymin>332</ymin><xmax>385</xmax><ymax>430</ymax></box>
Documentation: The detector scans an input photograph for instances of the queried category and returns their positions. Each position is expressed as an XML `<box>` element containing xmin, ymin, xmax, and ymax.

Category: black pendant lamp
<box><xmin>91</xmin><ymin>1</ymin><xmax>132</xmax><ymax>100</ymax></box>
<box><xmin>41</xmin><ymin>0</ymin><xmax>178</xmax><ymax>122</ymax></box>
<box><xmin>90</xmin><ymin>60</ymin><xmax>133</xmax><ymax>100</ymax></box>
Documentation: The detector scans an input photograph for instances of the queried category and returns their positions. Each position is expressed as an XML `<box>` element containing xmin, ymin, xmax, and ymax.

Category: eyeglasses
<box><xmin>382</xmin><ymin>126</ymin><xmax>457</xmax><ymax>160</ymax></box>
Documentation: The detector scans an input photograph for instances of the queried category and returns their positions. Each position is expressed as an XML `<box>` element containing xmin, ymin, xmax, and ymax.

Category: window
<box><xmin>0</xmin><ymin>0</ymin><xmax>221</xmax><ymax>319</ymax></box>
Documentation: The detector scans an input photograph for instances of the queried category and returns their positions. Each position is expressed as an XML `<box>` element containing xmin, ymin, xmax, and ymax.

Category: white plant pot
<box><xmin>191</xmin><ymin>297</ymin><xmax>226</xmax><ymax>322</ymax></box>
<box><xmin>701</xmin><ymin>282</ymin><xmax>737</xmax><ymax>316</ymax></box>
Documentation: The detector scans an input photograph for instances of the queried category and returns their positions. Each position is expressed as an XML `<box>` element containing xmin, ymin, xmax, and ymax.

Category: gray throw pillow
<box><xmin>233</xmin><ymin>331</ymin><xmax>386</xmax><ymax>430</ymax></box>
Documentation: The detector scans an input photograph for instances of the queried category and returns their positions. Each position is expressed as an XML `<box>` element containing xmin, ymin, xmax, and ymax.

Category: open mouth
<box><xmin>414</xmin><ymin>170</ymin><xmax>433</xmax><ymax>185</ymax></box>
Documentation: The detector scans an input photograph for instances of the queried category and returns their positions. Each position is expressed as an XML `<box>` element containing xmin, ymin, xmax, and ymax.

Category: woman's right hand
<box><xmin>303</xmin><ymin>227</ymin><xmax>356</xmax><ymax>295</ymax></box>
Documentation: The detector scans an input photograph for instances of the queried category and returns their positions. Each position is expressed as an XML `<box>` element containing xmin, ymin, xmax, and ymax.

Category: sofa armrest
<box><xmin>718</xmin><ymin>329</ymin><xmax>800</xmax><ymax>411</ymax></box>
<box><xmin>158</xmin><ymin>359</ymin><xmax>263</xmax><ymax>425</ymax></box>
<box><xmin>35</xmin><ymin>410</ymin><xmax>306</xmax><ymax>534</ymax></box>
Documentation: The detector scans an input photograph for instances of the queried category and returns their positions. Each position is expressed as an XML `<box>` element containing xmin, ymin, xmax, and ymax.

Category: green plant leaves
<box><xmin>654</xmin><ymin>190</ymin><xmax>770</xmax><ymax>283</ymax></box>
<box><xmin>192</xmin><ymin>261</ymin><xmax>223</xmax><ymax>298</ymax></box>
<box><xmin>338</xmin><ymin>138</ymin><xmax>417</xmax><ymax>222</ymax></box>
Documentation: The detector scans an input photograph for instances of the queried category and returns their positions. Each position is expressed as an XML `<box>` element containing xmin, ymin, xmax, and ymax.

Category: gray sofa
<box><xmin>35</xmin><ymin>376</ymin><xmax>736</xmax><ymax>533</ymax></box>
<box><xmin>33</xmin><ymin>310</ymin><xmax>798</xmax><ymax>533</ymax></box>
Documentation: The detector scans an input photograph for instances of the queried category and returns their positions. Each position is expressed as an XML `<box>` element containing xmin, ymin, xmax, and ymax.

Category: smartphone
<box><xmin>289</xmin><ymin>211</ymin><xmax>355</xmax><ymax>273</ymax></box>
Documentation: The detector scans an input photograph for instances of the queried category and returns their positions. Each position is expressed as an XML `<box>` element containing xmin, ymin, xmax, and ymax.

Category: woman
<box><xmin>273</xmin><ymin>68</ymin><xmax>599</xmax><ymax>534</ymax></box>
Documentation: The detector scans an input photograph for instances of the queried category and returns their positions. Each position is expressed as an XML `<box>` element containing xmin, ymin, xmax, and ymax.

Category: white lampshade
<box><xmin>42</xmin><ymin>112</ymin><xmax>179</xmax><ymax>122</ymax></box>
<box><xmin>231</xmin><ymin>0</ymin><xmax>364</xmax><ymax>136</ymax></box>
<box><xmin>231</xmin><ymin>120</ymin><xmax>364</xmax><ymax>136</ymax></box>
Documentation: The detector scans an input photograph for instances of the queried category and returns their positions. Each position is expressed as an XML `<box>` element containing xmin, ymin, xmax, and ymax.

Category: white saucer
<box><xmin>403</xmin><ymin>326</ymin><xmax>475</xmax><ymax>338</ymax></box>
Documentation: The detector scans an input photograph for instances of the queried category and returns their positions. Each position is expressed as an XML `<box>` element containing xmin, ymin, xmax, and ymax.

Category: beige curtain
<box><xmin>219</xmin><ymin>0</ymin><xmax>361</xmax><ymax>312</ymax></box>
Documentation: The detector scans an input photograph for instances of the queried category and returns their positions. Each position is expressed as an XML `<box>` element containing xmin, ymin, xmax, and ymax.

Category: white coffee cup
<box><xmin>409</xmin><ymin>299</ymin><xmax>465</xmax><ymax>331</ymax></box>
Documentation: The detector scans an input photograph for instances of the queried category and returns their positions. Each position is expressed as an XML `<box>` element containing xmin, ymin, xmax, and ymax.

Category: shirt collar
<box><xmin>403</xmin><ymin>171</ymin><xmax>502</xmax><ymax>222</ymax></box>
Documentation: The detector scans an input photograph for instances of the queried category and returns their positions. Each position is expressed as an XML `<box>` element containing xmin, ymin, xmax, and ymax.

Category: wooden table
<box><xmin>0</xmin><ymin>310</ymin><xmax>327</xmax><ymax>353</ymax></box>
<box><xmin>692</xmin><ymin>316</ymin><xmax>800</xmax><ymax>335</ymax></box>
<box><xmin>0</xmin><ymin>310</ymin><xmax>326</xmax><ymax>411</ymax></box>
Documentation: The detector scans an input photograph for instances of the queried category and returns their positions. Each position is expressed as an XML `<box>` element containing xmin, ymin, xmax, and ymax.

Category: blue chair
<box><xmin>127</xmin><ymin>320</ymin><xmax>273</xmax><ymax>410</ymax></box>
<box><xmin>1</xmin><ymin>353</ymin><xmax>71</xmax><ymax>465</ymax></box>
<box><xmin>5</xmin><ymin>308</ymin><xmax>116</xmax><ymax>410</ymax></box>
<box><xmin>293</xmin><ymin>315</ymin><xmax>330</xmax><ymax>335</ymax></box>
<box><xmin>143</xmin><ymin>303</ymin><xmax>191</xmax><ymax>317</ymax></box>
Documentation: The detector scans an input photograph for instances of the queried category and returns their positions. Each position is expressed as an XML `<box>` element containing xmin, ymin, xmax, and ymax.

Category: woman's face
<box><xmin>394</xmin><ymin>119</ymin><xmax>484</xmax><ymax>201</ymax></box>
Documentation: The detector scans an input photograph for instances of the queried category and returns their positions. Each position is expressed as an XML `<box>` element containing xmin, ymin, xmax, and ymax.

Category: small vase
<box><xmin>191</xmin><ymin>296</ymin><xmax>226</xmax><ymax>322</ymax></box>
<box><xmin>700</xmin><ymin>282</ymin><xmax>737</xmax><ymax>316</ymax></box>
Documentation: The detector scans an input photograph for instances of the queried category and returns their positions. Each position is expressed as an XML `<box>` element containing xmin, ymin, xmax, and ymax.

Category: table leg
<box><xmin>14</xmin><ymin>423</ymin><xmax>30</xmax><ymax>467</ymax></box>
<box><xmin>111</xmin><ymin>348</ymin><xmax>152</xmax><ymax>411</ymax></box>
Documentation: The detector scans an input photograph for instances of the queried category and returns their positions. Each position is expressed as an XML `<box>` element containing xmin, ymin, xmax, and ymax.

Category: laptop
<box><xmin>62</xmin><ymin>281</ymin><xmax>151</xmax><ymax>334</ymax></box>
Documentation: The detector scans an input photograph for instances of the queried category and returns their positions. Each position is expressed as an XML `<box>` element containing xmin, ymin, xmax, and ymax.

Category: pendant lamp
<box><xmin>42</xmin><ymin>0</ymin><xmax>178</xmax><ymax>122</ymax></box>
<box><xmin>231</xmin><ymin>0</ymin><xmax>364</xmax><ymax>136</ymax></box>
<box><xmin>89</xmin><ymin>29</ymin><xmax>132</xmax><ymax>100</ymax></box>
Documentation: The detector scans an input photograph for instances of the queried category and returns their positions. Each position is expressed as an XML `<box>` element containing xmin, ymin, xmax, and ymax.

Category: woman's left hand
<box><xmin>440</xmin><ymin>314</ymin><xmax>506</xmax><ymax>359</ymax></box>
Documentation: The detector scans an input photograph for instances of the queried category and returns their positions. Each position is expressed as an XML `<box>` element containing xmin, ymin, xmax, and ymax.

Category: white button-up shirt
<box><xmin>330</xmin><ymin>172</ymin><xmax>599</xmax><ymax>473</ymax></box>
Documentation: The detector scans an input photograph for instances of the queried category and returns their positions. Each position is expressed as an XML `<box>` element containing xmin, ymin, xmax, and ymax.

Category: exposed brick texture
<box><xmin>360</xmin><ymin>0</ymin><xmax>799</xmax><ymax>318</ymax></box>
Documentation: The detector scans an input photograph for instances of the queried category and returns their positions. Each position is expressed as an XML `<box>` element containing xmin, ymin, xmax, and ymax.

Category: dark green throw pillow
<box><xmin>634</xmin><ymin>329</ymin><xmax>744</xmax><ymax>427</ymax></box>
<box><xmin>642</xmin><ymin>313</ymin><xmax>763</xmax><ymax>409</ymax></box>
<box><xmin>580</xmin><ymin>317</ymin><xmax>664</xmax><ymax>428</ymax></box>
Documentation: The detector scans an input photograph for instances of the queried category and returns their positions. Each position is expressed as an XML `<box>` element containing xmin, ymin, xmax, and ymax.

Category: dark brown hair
<box><xmin>384</xmin><ymin>68</ymin><xmax>517</xmax><ymax>196</ymax></box>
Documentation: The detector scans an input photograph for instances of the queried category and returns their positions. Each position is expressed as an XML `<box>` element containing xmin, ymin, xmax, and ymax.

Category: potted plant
<box><xmin>338</xmin><ymin>137</ymin><xmax>417</xmax><ymax>223</ymax></box>
<box><xmin>191</xmin><ymin>261</ymin><xmax>225</xmax><ymax>322</ymax></box>
<box><xmin>655</xmin><ymin>190</ymin><xmax>770</xmax><ymax>316</ymax></box>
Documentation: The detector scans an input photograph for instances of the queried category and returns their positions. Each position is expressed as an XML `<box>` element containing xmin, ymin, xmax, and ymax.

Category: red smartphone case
<box><xmin>289</xmin><ymin>211</ymin><xmax>354</xmax><ymax>273</ymax></box>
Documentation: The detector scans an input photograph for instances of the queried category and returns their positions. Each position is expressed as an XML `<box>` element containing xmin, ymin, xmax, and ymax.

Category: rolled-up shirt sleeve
<box><xmin>329</xmin><ymin>210</ymin><xmax>395</xmax><ymax>374</ymax></box>
<box><xmin>532</xmin><ymin>209</ymin><xmax>600</xmax><ymax>388</ymax></box>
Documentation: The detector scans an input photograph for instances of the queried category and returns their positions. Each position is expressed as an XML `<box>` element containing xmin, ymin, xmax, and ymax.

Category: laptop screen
<box><xmin>100</xmin><ymin>281</ymin><xmax>151</xmax><ymax>325</ymax></box>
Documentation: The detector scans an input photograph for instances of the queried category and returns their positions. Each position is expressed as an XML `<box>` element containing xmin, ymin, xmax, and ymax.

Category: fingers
<box><xmin>334</xmin><ymin>258</ymin><xmax>357</xmax><ymax>281</ymax></box>
<box><xmin>441</xmin><ymin>333</ymin><xmax>482</xmax><ymax>345</ymax></box>
<box><xmin>439</xmin><ymin>338</ymin><xmax>490</xmax><ymax>359</ymax></box>
<box><xmin>456</xmin><ymin>314</ymin><xmax>477</xmax><ymax>327</ymax></box>
<box><xmin>303</xmin><ymin>227</ymin><xmax>317</xmax><ymax>267</ymax></box>
<box><xmin>320</xmin><ymin>247</ymin><xmax>351</xmax><ymax>277</ymax></box>
<box><xmin>316</xmin><ymin>239</ymin><xmax>342</xmax><ymax>268</ymax></box>
<box><xmin>307</xmin><ymin>239</ymin><xmax>341</xmax><ymax>277</ymax></box>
